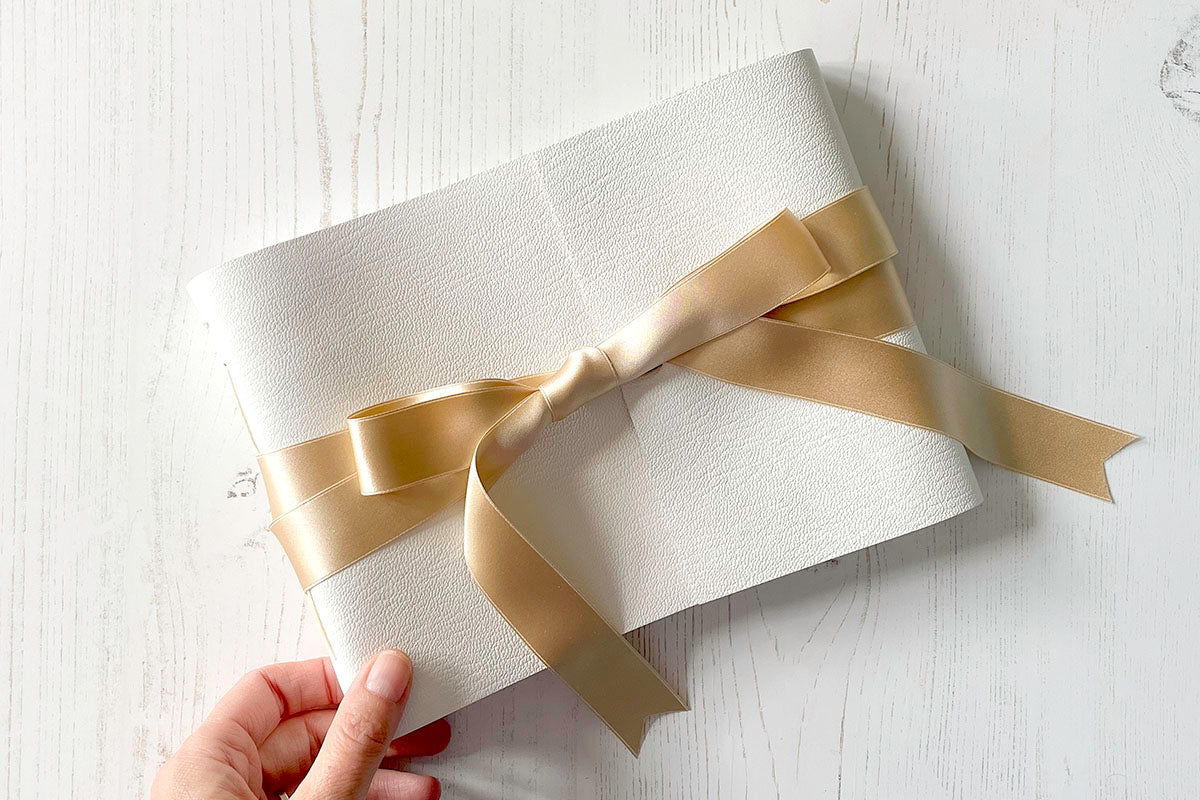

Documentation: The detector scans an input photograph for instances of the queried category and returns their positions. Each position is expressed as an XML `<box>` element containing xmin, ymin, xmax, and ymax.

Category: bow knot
<box><xmin>538</xmin><ymin>346</ymin><xmax>621</xmax><ymax>421</ymax></box>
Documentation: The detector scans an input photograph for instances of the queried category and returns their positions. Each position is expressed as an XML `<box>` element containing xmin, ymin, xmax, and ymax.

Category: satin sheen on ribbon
<box><xmin>258</xmin><ymin>187</ymin><xmax>1136</xmax><ymax>754</ymax></box>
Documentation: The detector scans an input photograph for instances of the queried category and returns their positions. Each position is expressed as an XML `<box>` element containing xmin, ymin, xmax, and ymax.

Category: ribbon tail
<box><xmin>671</xmin><ymin>319</ymin><xmax>1139</xmax><ymax>501</ymax></box>
<box><xmin>464</xmin><ymin>395</ymin><xmax>686</xmax><ymax>756</ymax></box>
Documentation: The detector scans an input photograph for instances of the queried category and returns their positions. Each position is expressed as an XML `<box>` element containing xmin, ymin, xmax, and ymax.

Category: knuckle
<box><xmin>241</xmin><ymin>666</ymin><xmax>269</xmax><ymax>686</ymax></box>
<box><xmin>335</xmin><ymin>706</ymin><xmax>392</xmax><ymax>751</ymax></box>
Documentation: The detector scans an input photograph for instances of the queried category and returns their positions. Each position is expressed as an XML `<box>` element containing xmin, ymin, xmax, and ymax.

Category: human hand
<box><xmin>151</xmin><ymin>650</ymin><xmax>448</xmax><ymax>800</ymax></box>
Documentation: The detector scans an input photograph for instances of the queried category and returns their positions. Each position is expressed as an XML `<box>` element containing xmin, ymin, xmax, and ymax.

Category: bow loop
<box><xmin>347</xmin><ymin>379</ymin><xmax>536</xmax><ymax>496</ymax></box>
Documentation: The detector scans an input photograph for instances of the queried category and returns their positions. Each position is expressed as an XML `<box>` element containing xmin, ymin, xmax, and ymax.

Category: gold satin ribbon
<box><xmin>257</xmin><ymin>187</ymin><xmax>1136</xmax><ymax>754</ymax></box>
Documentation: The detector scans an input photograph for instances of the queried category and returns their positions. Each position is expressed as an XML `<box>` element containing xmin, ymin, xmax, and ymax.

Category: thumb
<box><xmin>294</xmin><ymin>650</ymin><xmax>413</xmax><ymax>800</ymax></box>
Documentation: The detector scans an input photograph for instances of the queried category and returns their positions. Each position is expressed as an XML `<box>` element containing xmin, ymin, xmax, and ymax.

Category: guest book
<box><xmin>189</xmin><ymin>49</ymin><xmax>1132</xmax><ymax>751</ymax></box>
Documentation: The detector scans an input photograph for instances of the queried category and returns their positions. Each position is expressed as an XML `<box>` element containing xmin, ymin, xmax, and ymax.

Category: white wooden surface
<box><xmin>3</xmin><ymin>1</ymin><xmax>1199</xmax><ymax>797</ymax></box>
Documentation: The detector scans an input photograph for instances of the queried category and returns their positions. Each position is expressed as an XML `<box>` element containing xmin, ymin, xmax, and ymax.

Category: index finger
<box><xmin>209</xmin><ymin>657</ymin><xmax>344</xmax><ymax>745</ymax></box>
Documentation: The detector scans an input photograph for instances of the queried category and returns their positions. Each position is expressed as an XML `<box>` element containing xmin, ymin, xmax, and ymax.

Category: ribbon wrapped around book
<box><xmin>255</xmin><ymin>186</ymin><xmax>1136</xmax><ymax>754</ymax></box>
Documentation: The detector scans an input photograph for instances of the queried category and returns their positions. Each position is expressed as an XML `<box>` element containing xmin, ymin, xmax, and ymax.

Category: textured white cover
<box><xmin>189</xmin><ymin>50</ymin><xmax>982</xmax><ymax>734</ymax></box>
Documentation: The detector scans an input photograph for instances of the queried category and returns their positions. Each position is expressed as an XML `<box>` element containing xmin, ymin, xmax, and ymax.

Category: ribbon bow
<box><xmin>258</xmin><ymin>188</ymin><xmax>1136</xmax><ymax>754</ymax></box>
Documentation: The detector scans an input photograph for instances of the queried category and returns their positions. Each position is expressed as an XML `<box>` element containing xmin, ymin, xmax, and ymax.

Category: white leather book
<box><xmin>189</xmin><ymin>49</ymin><xmax>983</xmax><ymax>734</ymax></box>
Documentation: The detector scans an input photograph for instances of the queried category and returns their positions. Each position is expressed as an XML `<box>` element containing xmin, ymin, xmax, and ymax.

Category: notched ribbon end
<box><xmin>1032</xmin><ymin>425</ymin><xmax>1140</xmax><ymax>502</ymax></box>
<box><xmin>1091</xmin><ymin>429</ymin><xmax>1141</xmax><ymax>503</ymax></box>
<box><xmin>606</xmin><ymin>686</ymin><xmax>689</xmax><ymax>757</ymax></box>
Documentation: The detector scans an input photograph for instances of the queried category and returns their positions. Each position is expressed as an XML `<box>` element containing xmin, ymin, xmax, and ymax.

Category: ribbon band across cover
<box><xmin>258</xmin><ymin>186</ymin><xmax>1135</xmax><ymax>754</ymax></box>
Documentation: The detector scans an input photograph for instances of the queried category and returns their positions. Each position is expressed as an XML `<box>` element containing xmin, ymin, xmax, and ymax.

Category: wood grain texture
<box><xmin>2</xmin><ymin>0</ymin><xmax>1198</xmax><ymax>797</ymax></box>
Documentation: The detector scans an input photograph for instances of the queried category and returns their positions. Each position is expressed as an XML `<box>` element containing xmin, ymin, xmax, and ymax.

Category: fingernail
<box><xmin>365</xmin><ymin>649</ymin><xmax>412</xmax><ymax>703</ymax></box>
